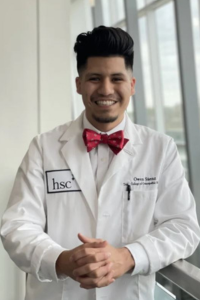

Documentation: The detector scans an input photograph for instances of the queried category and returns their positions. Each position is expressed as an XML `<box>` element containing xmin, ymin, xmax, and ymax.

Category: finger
<box><xmin>83</xmin><ymin>241</ymin><xmax>108</xmax><ymax>249</ymax></box>
<box><xmin>80</xmin><ymin>276</ymin><xmax>115</xmax><ymax>290</ymax></box>
<box><xmin>80</xmin><ymin>284</ymin><xmax>94</xmax><ymax>290</ymax></box>
<box><xmin>77</xmin><ymin>270</ymin><xmax>115</xmax><ymax>288</ymax></box>
<box><xmin>78</xmin><ymin>233</ymin><xmax>108</xmax><ymax>247</ymax></box>
<box><xmin>73</xmin><ymin>260</ymin><xmax>109</xmax><ymax>277</ymax></box>
<box><xmin>70</xmin><ymin>245</ymin><xmax>107</xmax><ymax>262</ymax></box>
<box><xmin>76</xmin><ymin>252</ymin><xmax>111</xmax><ymax>267</ymax></box>
<box><xmin>87</xmin><ymin>262</ymin><xmax>113</xmax><ymax>278</ymax></box>
<box><xmin>96</xmin><ymin>271</ymin><xmax>115</xmax><ymax>288</ymax></box>
<box><xmin>78</xmin><ymin>233</ymin><xmax>101</xmax><ymax>244</ymax></box>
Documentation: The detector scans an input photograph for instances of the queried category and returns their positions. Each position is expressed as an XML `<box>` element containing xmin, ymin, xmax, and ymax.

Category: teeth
<box><xmin>96</xmin><ymin>101</ymin><xmax>115</xmax><ymax>106</ymax></box>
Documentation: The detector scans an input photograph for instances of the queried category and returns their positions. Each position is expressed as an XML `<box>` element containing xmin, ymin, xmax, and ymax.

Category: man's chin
<box><xmin>92</xmin><ymin>114</ymin><xmax>118</xmax><ymax>124</ymax></box>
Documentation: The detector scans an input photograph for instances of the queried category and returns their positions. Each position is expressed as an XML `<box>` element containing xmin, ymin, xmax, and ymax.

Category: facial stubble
<box><xmin>92</xmin><ymin>113</ymin><xmax>118</xmax><ymax>124</ymax></box>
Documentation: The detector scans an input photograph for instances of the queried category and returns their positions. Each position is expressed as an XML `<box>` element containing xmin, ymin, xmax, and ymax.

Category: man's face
<box><xmin>76</xmin><ymin>56</ymin><xmax>136</xmax><ymax>131</ymax></box>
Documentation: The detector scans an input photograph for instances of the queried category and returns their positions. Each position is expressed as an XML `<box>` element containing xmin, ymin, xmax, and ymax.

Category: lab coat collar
<box><xmin>60</xmin><ymin>111</ymin><xmax>84</xmax><ymax>142</ymax></box>
<box><xmin>123</xmin><ymin>113</ymin><xmax>143</xmax><ymax>155</ymax></box>
<box><xmin>59</xmin><ymin>111</ymin><xmax>143</xmax><ymax>219</ymax></box>
<box><xmin>60</xmin><ymin>111</ymin><xmax>98</xmax><ymax>220</ymax></box>
<box><xmin>100</xmin><ymin>114</ymin><xmax>143</xmax><ymax>188</ymax></box>
<box><xmin>60</xmin><ymin>111</ymin><xmax>143</xmax><ymax>147</ymax></box>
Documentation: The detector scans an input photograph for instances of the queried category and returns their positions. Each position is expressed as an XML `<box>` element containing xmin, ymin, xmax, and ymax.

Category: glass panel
<box><xmin>190</xmin><ymin>0</ymin><xmax>200</xmax><ymax>126</ymax></box>
<box><xmin>156</xmin><ymin>274</ymin><xmax>198</xmax><ymax>300</ymax></box>
<box><xmin>139</xmin><ymin>16</ymin><xmax>156</xmax><ymax>129</ymax></box>
<box><xmin>119</xmin><ymin>22</ymin><xmax>127</xmax><ymax>31</ymax></box>
<box><xmin>146</xmin><ymin>0</ymin><xmax>156</xmax><ymax>4</ymax></box>
<box><xmin>155</xmin><ymin>282</ymin><xmax>176</xmax><ymax>300</ymax></box>
<box><xmin>155</xmin><ymin>2</ymin><xmax>189</xmax><ymax>178</ymax></box>
<box><xmin>101</xmin><ymin>0</ymin><xmax>111</xmax><ymax>26</ymax></box>
<box><xmin>101</xmin><ymin>0</ymin><xmax>125</xmax><ymax>26</ymax></box>
<box><xmin>136</xmin><ymin>0</ymin><xmax>145</xmax><ymax>10</ymax></box>
<box><xmin>127</xmin><ymin>97</ymin><xmax>134</xmax><ymax>122</ymax></box>
<box><xmin>137</xmin><ymin>0</ymin><xmax>145</xmax><ymax>10</ymax></box>
<box><xmin>115</xmin><ymin>0</ymin><xmax>125</xmax><ymax>22</ymax></box>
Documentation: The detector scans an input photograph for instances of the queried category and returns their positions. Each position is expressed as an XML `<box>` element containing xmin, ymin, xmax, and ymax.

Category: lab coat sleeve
<box><xmin>125</xmin><ymin>138</ymin><xmax>200</xmax><ymax>276</ymax></box>
<box><xmin>125</xmin><ymin>243</ymin><xmax>150</xmax><ymax>275</ymax></box>
<box><xmin>0</xmin><ymin>136</ymin><xmax>67</xmax><ymax>282</ymax></box>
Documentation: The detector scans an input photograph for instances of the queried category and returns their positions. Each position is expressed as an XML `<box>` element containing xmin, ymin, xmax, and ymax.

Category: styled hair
<box><xmin>74</xmin><ymin>26</ymin><xmax>134</xmax><ymax>73</ymax></box>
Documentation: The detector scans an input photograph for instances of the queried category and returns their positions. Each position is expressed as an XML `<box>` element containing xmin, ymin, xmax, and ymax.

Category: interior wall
<box><xmin>39</xmin><ymin>0</ymin><xmax>72</xmax><ymax>132</ymax></box>
<box><xmin>70</xmin><ymin>0</ymin><xmax>93</xmax><ymax>118</ymax></box>
<box><xmin>0</xmin><ymin>0</ymin><xmax>72</xmax><ymax>299</ymax></box>
<box><xmin>0</xmin><ymin>1</ymin><xmax>37</xmax><ymax>299</ymax></box>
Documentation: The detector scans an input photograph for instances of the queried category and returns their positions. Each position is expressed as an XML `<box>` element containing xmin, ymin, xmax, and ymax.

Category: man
<box><xmin>1</xmin><ymin>26</ymin><xmax>200</xmax><ymax>300</ymax></box>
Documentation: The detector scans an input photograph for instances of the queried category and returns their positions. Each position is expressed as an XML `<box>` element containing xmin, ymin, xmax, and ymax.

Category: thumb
<box><xmin>78</xmin><ymin>233</ymin><xmax>94</xmax><ymax>243</ymax></box>
<box><xmin>78</xmin><ymin>233</ymin><xmax>107</xmax><ymax>245</ymax></box>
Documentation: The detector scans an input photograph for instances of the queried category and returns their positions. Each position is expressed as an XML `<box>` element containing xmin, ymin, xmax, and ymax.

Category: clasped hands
<box><xmin>56</xmin><ymin>233</ymin><xmax>135</xmax><ymax>289</ymax></box>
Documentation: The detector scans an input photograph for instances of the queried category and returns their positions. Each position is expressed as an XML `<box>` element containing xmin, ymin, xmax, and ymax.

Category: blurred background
<box><xmin>0</xmin><ymin>0</ymin><xmax>200</xmax><ymax>299</ymax></box>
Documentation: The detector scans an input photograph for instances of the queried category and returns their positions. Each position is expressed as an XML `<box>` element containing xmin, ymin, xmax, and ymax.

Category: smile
<box><xmin>95</xmin><ymin>100</ymin><xmax>117</xmax><ymax>106</ymax></box>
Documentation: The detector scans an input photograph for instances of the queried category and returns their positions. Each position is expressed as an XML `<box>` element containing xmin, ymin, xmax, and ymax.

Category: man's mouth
<box><xmin>94</xmin><ymin>100</ymin><xmax>117</xmax><ymax>106</ymax></box>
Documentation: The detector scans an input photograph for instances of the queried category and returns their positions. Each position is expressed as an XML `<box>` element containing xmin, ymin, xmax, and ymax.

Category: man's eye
<box><xmin>89</xmin><ymin>77</ymin><xmax>99</xmax><ymax>81</ymax></box>
<box><xmin>113</xmin><ymin>78</ymin><xmax>123</xmax><ymax>81</ymax></box>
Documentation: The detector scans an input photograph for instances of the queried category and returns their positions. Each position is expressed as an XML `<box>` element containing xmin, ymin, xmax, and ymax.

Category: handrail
<box><xmin>158</xmin><ymin>260</ymin><xmax>200</xmax><ymax>300</ymax></box>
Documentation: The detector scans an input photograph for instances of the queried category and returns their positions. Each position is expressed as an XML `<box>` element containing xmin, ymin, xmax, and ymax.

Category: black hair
<box><xmin>74</xmin><ymin>26</ymin><xmax>134</xmax><ymax>73</ymax></box>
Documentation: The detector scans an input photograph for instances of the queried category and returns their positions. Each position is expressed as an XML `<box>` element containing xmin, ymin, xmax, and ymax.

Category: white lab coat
<box><xmin>1</xmin><ymin>112</ymin><xmax>200</xmax><ymax>300</ymax></box>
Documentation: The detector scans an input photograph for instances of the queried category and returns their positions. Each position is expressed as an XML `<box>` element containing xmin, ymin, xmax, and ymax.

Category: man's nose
<box><xmin>97</xmin><ymin>79</ymin><xmax>114</xmax><ymax>96</ymax></box>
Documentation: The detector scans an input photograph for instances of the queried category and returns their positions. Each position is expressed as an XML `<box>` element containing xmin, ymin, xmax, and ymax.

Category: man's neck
<box><xmin>86</xmin><ymin>116</ymin><xmax>125</xmax><ymax>133</ymax></box>
<box><xmin>83</xmin><ymin>112</ymin><xmax>126</xmax><ymax>134</ymax></box>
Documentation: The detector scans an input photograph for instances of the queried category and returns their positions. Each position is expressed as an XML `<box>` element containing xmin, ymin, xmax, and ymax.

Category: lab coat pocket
<box><xmin>122</xmin><ymin>189</ymin><xmax>158</xmax><ymax>244</ymax></box>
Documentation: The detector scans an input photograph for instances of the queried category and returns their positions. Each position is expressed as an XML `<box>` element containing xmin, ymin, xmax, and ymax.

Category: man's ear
<box><xmin>75</xmin><ymin>77</ymin><xmax>82</xmax><ymax>95</ymax></box>
<box><xmin>131</xmin><ymin>77</ymin><xmax>136</xmax><ymax>96</ymax></box>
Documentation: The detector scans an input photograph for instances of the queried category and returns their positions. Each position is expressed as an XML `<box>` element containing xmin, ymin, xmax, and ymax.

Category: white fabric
<box><xmin>83</xmin><ymin>113</ymin><xmax>150</xmax><ymax>274</ymax></box>
<box><xmin>1</xmin><ymin>111</ymin><xmax>200</xmax><ymax>300</ymax></box>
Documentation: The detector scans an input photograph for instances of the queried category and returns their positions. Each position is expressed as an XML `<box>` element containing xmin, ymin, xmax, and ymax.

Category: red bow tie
<box><xmin>83</xmin><ymin>128</ymin><xmax>129</xmax><ymax>155</ymax></box>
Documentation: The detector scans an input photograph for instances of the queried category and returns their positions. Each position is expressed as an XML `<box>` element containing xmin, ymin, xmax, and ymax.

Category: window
<box><xmin>190</xmin><ymin>0</ymin><xmax>200</xmax><ymax>126</ymax></box>
<box><xmin>156</xmin><ymin>2</ymin><xmax>188</xmax><ymax>172</ymax></box>
<box><xmin>101</xmin><ymin>0</ymin><xmax>125</xmax><ymax>26</ymax></box>
<box><xmin>139</xmin><ymin>16</ymin><xmax>155</xmax><ymax>129</ymax></box>
<box><xmin>138</xmin><ymin>1</ymin><xmax>188</xmax><ymax>176</ymax></box>
<box><xmin>137</xmin><ymin>0</ymin><xmax>145</xmax><ymax>10</ymax></box>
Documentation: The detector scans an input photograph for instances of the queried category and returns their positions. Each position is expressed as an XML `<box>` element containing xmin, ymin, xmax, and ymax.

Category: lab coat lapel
<box><xmin>102</xmin><ymin>115</ymin><xmax>143</xmax><ymax>186</ymax></box>
<box><xmin>60</xmin><ymin>113</ymin><xmax>97</xmax><ymax>220</ymax></box>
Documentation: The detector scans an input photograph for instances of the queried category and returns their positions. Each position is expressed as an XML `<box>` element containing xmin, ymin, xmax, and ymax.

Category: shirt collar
<box><xmin>83</xmin><ymin>112</ymin><xmax>126</xmax><ymax>135</ymax></box>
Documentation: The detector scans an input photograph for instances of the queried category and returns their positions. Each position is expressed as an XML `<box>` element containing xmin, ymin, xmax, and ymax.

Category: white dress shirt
<box><xmin>83</xmin><ymin>113</ymin><xmax>126</xmax><ymax>195</ymax></box>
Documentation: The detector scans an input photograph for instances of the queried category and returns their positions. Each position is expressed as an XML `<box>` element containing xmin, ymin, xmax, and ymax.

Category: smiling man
<box><xmin>76</xmin><ymin>56</ymin><xmax>135</xmax><ymax>131</ymax></box>
<box><xmin>1</xmin><ymin>26</ymin><xmax>200</xmax><ymax>300</ymax></box>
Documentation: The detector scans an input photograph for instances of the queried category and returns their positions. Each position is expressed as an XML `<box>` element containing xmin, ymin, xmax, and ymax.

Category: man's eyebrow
<box><xmin>111</xmin><ymin>73</ymin><xmax>126</xmax><ymax>76</ymax></box>
<box><xmin>85</xmin><ymin>73</ymin><xmax>101</xmax><ymax>77</ymax></box>
<box><xmin>85</xmin><ymin>72</ymin><xmax>126</xmax><ymax>77</ymax></box>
